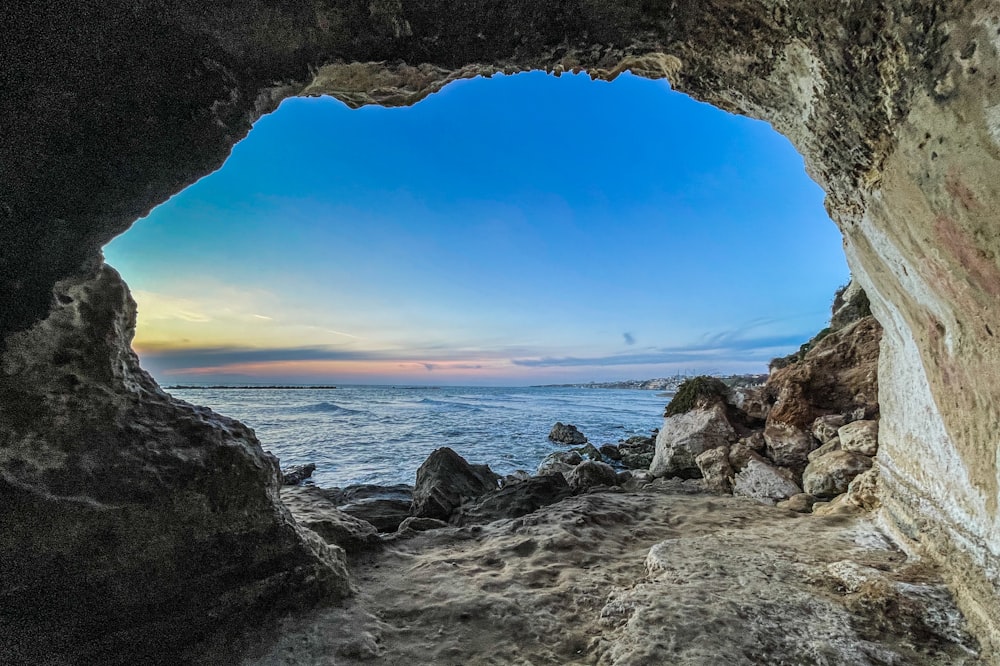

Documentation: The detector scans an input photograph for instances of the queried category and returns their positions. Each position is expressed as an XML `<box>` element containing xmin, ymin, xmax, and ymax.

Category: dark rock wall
<box><xmin>4</xmin><ymin>0</ymin><xmax>1000</xmax><ymax>660</ymax></box>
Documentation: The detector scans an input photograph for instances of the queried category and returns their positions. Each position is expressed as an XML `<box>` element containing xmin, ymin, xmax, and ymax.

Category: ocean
<box><xmin>167</xmin><ymin>385</ymin><xmax>669</xmax><ymax>487</ymax></box>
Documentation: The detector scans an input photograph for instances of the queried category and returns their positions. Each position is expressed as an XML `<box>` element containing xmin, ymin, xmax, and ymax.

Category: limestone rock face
<box><xmin>411</xmin><ymin>447</ymin><xmax>499</xmax><ymax>520</ymax></box>
<box><xmin>650</xmin><ymin>403</ymin><xmax>736</xmax><ymax>479</ymax></box>
<box><xmin>765</xmin><ymin>318</ymin><xmax>882</xmax><ymax>431</ymax></box>
<box><xmin>6</xmin><ymin>0</ymin><xmax>1000</xmax><ymax>658</ymax></box>
<box><xmin>803</xmin><ymin>451</ymin><xmax>874</xmax><ymax>500</ymax></box>
<box><xmin>0</xmin><ymin>267</ymin><xmax>349</xmax><ymax>663</ymax></box>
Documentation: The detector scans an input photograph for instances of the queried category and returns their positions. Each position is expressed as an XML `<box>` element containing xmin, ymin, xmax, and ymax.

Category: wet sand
<box><xmin>247</xmin><ymin>480</ymin><xmax>980</xmax><ymax>665</ymax></box>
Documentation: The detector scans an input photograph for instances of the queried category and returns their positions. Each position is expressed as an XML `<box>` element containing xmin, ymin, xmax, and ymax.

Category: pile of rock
<box><xmin>648</xmin><ymin>287</ymin><xmax>883</xmax><ymax>515</ymax></box>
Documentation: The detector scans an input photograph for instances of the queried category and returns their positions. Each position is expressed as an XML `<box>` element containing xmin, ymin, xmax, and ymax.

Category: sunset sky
<box><xmin>103</xmin><ymin>71</ymin><xmax>848</xmax><ymax>386</ymax></box>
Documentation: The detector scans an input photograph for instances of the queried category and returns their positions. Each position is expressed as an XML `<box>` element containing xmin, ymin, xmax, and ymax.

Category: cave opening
<box><xmin>102</xmin><ymin>70</ymin><xmax>847</xmax><ymax>487</ymax></box>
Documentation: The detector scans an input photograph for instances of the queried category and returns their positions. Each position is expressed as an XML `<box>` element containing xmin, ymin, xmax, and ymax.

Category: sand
<box><xmin>246</xmin><ymin>480</ymin><xmax>981</xmax><ymax>665</ymax></box>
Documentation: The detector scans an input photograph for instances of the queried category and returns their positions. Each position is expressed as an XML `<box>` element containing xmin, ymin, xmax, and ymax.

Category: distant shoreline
<box><xmin>166</xmin><ymin>385</ymin><xmax>338</xmax><ymax>390</ymax></box>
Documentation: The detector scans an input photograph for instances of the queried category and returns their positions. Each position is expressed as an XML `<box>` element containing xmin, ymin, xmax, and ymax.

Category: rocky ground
<box><xmin>246</xmin><ymin>480</ymin><xmax>980</xmax><ymax>665</ymax></box>
<box><xmin>244</xmin><ymin>283</ymin><xmax>982</xmax><ymax>665</ymax></box>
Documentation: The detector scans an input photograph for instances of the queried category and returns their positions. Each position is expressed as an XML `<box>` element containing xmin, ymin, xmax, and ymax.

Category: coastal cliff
<box><xmin>4</xmin><ymin>0</ymin><xmax>1000</xmax><ymax>660</ymax></box>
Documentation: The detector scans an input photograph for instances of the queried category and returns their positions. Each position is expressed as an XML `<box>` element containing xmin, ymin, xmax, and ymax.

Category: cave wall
<box><xmin>3</xmin><ymin>0</ymin><xmax>1000</xmax><ymax>660</ymax></box>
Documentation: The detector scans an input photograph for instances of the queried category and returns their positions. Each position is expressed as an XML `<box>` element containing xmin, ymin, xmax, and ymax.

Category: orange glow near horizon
<box><xmin>158</xmin><ymin>358</ymin><xmax>526</xmax><ymax>380</ymax></box>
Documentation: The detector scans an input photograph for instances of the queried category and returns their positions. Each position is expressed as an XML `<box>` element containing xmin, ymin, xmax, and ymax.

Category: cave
<box><xmin>3</xmin><ymin>1</ymin><xmax>1000</xmax><ymax>662</ymax></box>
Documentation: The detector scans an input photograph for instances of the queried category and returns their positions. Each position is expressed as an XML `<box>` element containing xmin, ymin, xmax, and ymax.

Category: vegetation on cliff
<box><xmin>664</xmin><ymin>376</ymin><xmax>730</xmax><ymax>416</ymax></box>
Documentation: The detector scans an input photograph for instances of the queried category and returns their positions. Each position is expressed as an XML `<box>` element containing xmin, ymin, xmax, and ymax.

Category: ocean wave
<box><xmin>293</xmin><ymin>402</ymin><xmax>366</xmax><ymax>416</ymax></box>
<box><xmin>415</xmin><ymin>398</ymin><xmax>481</xmax><ymax>411</ymax></box>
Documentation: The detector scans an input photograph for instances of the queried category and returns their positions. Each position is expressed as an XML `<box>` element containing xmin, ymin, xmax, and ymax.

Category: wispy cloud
<box><xmin>511</xmin><ymin>331</ymin><xmax>810</xmax><ymax>368</ymax></box>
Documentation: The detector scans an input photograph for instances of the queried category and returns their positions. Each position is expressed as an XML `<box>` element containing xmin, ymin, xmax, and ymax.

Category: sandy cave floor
<box><xmin>245</xmin><ymin>480</ymin><xmax>982</xmax><ymax>666</ymax></box>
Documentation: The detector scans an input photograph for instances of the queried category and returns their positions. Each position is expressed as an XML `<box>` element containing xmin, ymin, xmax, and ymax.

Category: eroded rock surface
<box><xmin>0</xmin><ymin>267</ymin><xmax>349</xmax><ymax>664</ymax></box>
<box><xmin>5</xmin><ymin>0</ymin><xmax>1000</xmax><ymax>658</ymax></box>
<box><xmin>247</xmin><ymin>486</ymin><xmax>979</xmax><ymax>665</ymax></box>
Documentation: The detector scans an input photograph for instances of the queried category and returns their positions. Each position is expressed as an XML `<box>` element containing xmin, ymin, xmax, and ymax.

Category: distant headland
<box><xmin>533</xmin><ymin>374</ymin><xmax>769</xmax><ymax>391</ymax></box>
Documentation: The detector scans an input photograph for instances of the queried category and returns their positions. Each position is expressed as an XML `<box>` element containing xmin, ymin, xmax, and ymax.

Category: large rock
<box><xmin>649</xmin><ymin>403</ymin><xmax>736</xmax><ymax>479</ymax></box>
<box><xmin>536</xmin><ymin>450</ymin><xmax>583</xmax><ymax>477</ymax></box>
<box><xmin>453</xmin><ymin>475</ymin><xmax>573</xmax><ymax>526</ymax></box>
<box><xmin>281</xmin><ymin>463</ymin><xmax>317</xmax><ymax>486</ymax></box>
<box><xmin>0</xmin><ymin>268</ymin><xmax>349</xmax><ymax>663</ymax></box>
<box><xmin>732</xmin><ymin>459</ymin><xmax>802</xmax><ymax>504</ymax></box>
<box><xmin>565</xmin><ymin>460</ymin><xmax>619</xmax><ymax>491</ymax></box>
<box><xmin>411</xmin><ymin>448</ymin><xmax>499</xmax><ymax>520</ymax></box>
<box><xmin>846</xmin><ymin>467</ymin><xmax>881</xmax><ymax>512</ymax></box>
<box><xmin>695</xmin><ymin>446</ymin><xmax>734</xmax><ymax>494</ymax></box>
<box><xmin>281</xmin><ymin>486</ymin><xmax>381</xmax><ymax>554</ymax></box>
<box><xmin>548</xmin><ymin>422</ymin><xmax>587</xmax><ymax>444</ymax></box>
<box><xmin>617</xmin><ymin>435</ymin><xmax>656</xmax><ymax>470</ymax></box>
<box><xmin>807</xmin><ymin>437</ymin><xmax>842</xmax><ymax>462</ymax></box>
<box><xmin>838</xmin><ymin>419</ymin><xmax>880</xmax><ymax>456</ymax></box>
<box><xmin>811</xmin><ymin>415</ymin><xmax>848</xmax><ymax>445</ymax></box>
<box><xmin>802</xmin><ymin>451</ymin><xmax>874</xmax><ymax>500</ymax></box>
<box><xmin>763</xmin><ymin>422</ymin><xmax>818</xmax><ymax>468</ymax></box>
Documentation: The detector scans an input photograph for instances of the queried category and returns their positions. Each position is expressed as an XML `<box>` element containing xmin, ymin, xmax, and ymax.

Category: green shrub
<box><xmin>664</xmin><ymin>376</ymin><xmax>729</xmax><ymax>417</ymax></box>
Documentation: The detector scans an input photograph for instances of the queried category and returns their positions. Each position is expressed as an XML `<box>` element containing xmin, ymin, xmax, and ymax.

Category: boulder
<box><xmin>807</xmin><ymin>437</ymin><xmax>842</xmax><ymax>462</ymax></box>
<box><xmin>281</xmin><ymin>463</ymin><xmax>317</xmax><ymax>486</ymax></box>
<box><xmin>838</xmin><ymin>419</ymin><xmax>879</xmax><ymax>456</ymax></box>
<box><xmin>802</xmin><ymin>450</ymin><xmax>874</xmax><ymax>499</ymax></box>
<box><xmin>548</xmin><ymin>422</ymin><xmax>587</xmax><ymax>444</ymax></box>
<box><xmin>618</xmin><ymin>435</ymin><xmax>656</xmax><ymax>469</ymax></box>
<box><xmin>600</xmin><ymin>444</ymin><xmax>623</xmax><ymax>461</ymax></box>
<box><xmin>727</xmin><ymin>386</ymin><xmax>770</xmax><ymax>422</ymax></box>
<box><xmin>763</xmin><ymin>422</ymin><xmax>818</xmax><ymax>468</ymax></box>
<box><xmin>732</xmin><ymin>459</ymin><xmax>802</xmax><ymax>504</ymax></box>
<box><xmin>811</xmin><ymin>415</ymin><xmax>848</xmax><ymax>445</ymax></box>
<box><xmin>537</xmin><ymin>450</ymin><xmax>583</xmax><ymax>477</ymax></box>
<box><xmin>340</xmin><ymin>498</ymin><xmax>413</xmax><ymax>533</ymax></box>
<box><xmin>502</xmin><ymin>470</ymin><xmax>532</xmax><ymax>486</ymax></box>
<box><xmin>281</xmin><ymin>486</ymin><xmax>381</xmax><ymax>554</ymax></box>
<box><xmin>846</xmin><ymin>467</ymin><xmax>881</xmax><ymax>511</ymax></box>
<box><xmin>566</xmin><ymin>460</ymin><xmax>619</xmax><ymax>491</ymax></box>
<box><xmin>649</xmin><ymin>403</ymin><xmax>736</xmax><ymax>478</ymax></box>
<box><xmin>615</xmin><ymin>470</ymin><xmax>633</xmax><ymax>485</ymax></box>
<box><xmin>452</xmin><ymin>475</ymin><xmax>573</xmax><ymax>526</ymax></box>
<box><xmin>776</xmin><ymin>493</ymin><xmax>817</xmax><ymax>513</ymax></box>
<box><xmin>695</xmin><ymin>446</ymin><xmax>734</xmax><ymax>494</ymax></box>
<box><xmin>577</xmin><ymin>443</ymin><xmax>604</xmax><ymax>461</ymax></box>
<box><xmin>411</xmin><ymin>447</ymin><xmax>499</xmax><ymax>520</ymax></box>
<box><xmin>729</xmin><ymin>433</ymin><xmax>766</xmax><ymax>472</ymax></box>
<box><xmin>324</xmin><ymin>483</ymin><xmax>413</xmax><ymax>505</ymax></box>
<box><xmin>812</xmin><ymin>494</ymin><xmax>860</xmax><ymax>516</ymax></box>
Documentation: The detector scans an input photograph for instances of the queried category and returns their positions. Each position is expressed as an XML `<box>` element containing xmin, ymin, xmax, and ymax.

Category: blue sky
<box><xmin>104</xmin><ymin>71</ymin><xmax>848</xmax><ymax>385</ymax></box>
